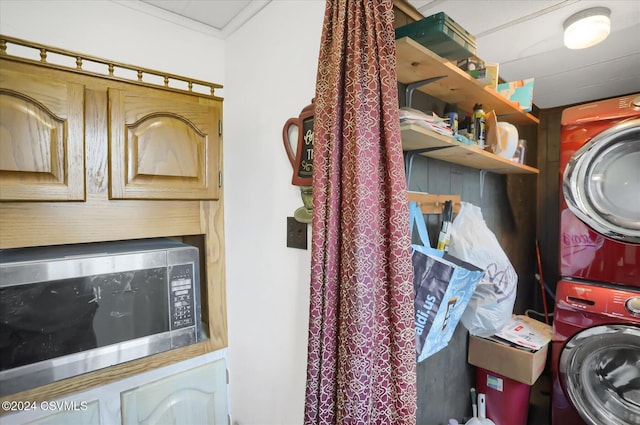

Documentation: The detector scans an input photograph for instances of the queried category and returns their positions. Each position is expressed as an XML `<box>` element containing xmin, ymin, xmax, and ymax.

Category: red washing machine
<box><xmin>551</xmin><ymin>280</ymin><xmax>640</xmax><ymax>425</ymax></box>
<box><xmin>553</xmin><ymin>94</ymin><xmax>640</xmax><ymax>425</ymax></box>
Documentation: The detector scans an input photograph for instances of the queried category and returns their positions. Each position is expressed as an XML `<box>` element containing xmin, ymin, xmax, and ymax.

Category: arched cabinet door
<box><xmin>0</xmin><ymin>63</ymin><xmax>85</xmax><ymax>201</ymax></box>
<box><xmin>109</xmin><ymin>85</ymin><xmax>222</xmax><ymax>200</ymax></box>
<box><xmin>120</xmin><ymin>358</ymin><xmax>228</xmax><ymax>425</ymax></box>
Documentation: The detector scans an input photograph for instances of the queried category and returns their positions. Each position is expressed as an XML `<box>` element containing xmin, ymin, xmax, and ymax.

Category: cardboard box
<box><xmin>457</xmin><ymin>56</ymin><xmax>485</xmax><ymax>71</ymax></box>
<box><xmin>468</xmin><ymin>315</ymin><xmax>552</xmax><ymax>385</ymax></box>
<box><xmin>474</xmin><ymin>62</ymin><xmax>499</xmax><ymax>90</ymax></box>
<box><xmin>497</xmin><ymin>78</ymin><xmax>535</xmax><ymax>112</ymax></box>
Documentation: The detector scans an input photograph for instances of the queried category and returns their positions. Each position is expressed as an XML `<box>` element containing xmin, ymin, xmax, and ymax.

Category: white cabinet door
<box><xmin>121</xmin><ymin>358</ymin><xmax>228</xmax><ymax>425</ymax></box>
<box><xmin>0</xmin><ymin>352</ymin><xmax>228</xmax><ymax>425</ymax></box>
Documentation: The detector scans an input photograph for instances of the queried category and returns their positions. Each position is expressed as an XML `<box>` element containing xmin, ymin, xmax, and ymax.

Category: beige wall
<box><xmin>0</xmin><ymin>1</ymin><xmax>325</xmax><ymax>424</ymax></box>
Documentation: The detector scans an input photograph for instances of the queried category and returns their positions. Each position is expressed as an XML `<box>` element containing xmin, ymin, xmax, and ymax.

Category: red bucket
<box><xmin>476</xmin><ymin>367</ymin><xmax>531</xmax><ymax>425</ymax></box>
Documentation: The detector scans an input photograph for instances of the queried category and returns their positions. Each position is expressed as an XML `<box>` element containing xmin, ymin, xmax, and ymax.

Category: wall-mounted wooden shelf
<box><xmin>396</xmin><ymin>37</ymin><xmax>539</xmax><ymax>126</ymax></box>
<box><xmin>401</xmin><ymin>123</ymin><xmax>539</xmax><ymax>174</ymax></box>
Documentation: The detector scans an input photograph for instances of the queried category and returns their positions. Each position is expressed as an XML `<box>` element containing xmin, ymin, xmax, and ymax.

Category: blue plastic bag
<box><xmin>409</xmin><ymin>201</ymin><xmax>484</xmax><ymax>362</ymax></box>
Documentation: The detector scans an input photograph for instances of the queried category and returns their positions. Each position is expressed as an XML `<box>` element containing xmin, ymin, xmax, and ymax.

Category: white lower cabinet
<box><xmin>0</xmin><ymin>351</ymin><xmax>228</xmax><ymax>425</ymax></box>
<box><xmin>121</xmin><ymin>358</ymin><xmax>228</xmax><ymax>425</ymax></box>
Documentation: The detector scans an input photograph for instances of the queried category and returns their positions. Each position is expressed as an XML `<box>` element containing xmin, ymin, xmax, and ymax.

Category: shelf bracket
<box><xmin>479</xmin><ymin>169</ymin><xmax>489</xmax><ymax>199</ymax></box>
<box><xmin>479</xmin><ymin>168</ymin><xmax>513</xmax><ymax>198</ymax></box>
<box><xmin>405</xmin><ymin>76</ymin><xmax>447</xmax><ymax>108</ymax></box>
<box><xmin>404</xmin><ymin>146</ymin><xmax>455</xmax><ymax>188</ymax></box>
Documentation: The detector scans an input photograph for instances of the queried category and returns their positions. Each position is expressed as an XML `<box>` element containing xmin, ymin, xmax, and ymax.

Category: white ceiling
<box><xmin>406</xmin><ymin>0</ymin><xmax>640</xmax><ymax>109</ymax></box>
<box><xmin>136</xmin><ymin>0</ymin><xmax>640</xmax><ymax>109</ymax></box>
<box><xmin>135</xmin><ymin>0</ymin><xmax>271</xmax><ymax>38</ymax></box>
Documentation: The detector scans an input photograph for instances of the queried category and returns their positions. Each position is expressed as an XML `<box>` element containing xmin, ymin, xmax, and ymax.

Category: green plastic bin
<box><xmin>395</xmin><ymin>12</ymin><xmax>476</xmax><ymax>61</ymax></box>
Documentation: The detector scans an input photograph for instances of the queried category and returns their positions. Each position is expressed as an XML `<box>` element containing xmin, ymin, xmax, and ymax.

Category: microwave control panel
<box><xmin>169</xmin><ymin>263</ymin><xmax>195</xmax><ymax>329</ymax></box>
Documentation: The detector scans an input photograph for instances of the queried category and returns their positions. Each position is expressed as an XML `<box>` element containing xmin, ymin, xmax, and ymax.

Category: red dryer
<box><xmin>553</xmin><ymin>94</ymin><xmax>640</xmax><ymax>425</ymax></box>
<box><xmin>558</xmin><ymin>94</ymin><xmax>640</xmax><ymax>286</ymax></box>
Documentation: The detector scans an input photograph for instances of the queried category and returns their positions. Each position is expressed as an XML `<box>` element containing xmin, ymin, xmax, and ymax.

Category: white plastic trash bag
<box><xmin>448</xmin><ymin>202</ymin><xmax>517</xmax><ymax>337</ymax></box>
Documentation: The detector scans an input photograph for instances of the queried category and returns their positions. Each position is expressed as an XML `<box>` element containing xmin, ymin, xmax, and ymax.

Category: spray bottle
<box><xmin>471</xmin><ymin>103</ymin><xmax>486</xmax><ymax>147</ymax></box>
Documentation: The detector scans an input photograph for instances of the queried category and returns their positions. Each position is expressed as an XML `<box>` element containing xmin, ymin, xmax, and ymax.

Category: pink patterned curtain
<box><xmin>304</xmin><ymin>1</ymin><xmax>416</xmax><ymax>424</ymax></box>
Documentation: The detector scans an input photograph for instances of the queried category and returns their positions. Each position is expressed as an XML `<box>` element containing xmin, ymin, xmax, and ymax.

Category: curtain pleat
<box><xmin>304</xmin><ymin>1</ymin><xmax>416</xmax><ymax>424</ymax></box>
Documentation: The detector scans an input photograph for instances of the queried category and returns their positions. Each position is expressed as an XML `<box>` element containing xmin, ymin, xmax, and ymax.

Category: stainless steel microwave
<box><xmin>0</xmin><ymin>238</ymin><xmax>204</xmax><ymax>396</ymax></box>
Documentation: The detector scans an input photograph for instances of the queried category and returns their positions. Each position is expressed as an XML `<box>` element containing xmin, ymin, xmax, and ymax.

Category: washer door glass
<box><xmin>563</xmin><ymin>117</ymin><xmax>640</xmax><ymax>244</ymax></box>
<box><xmin>559</xmin><ymin>325</ymin><xmax>640</xmax><ymax>425</ymax></box>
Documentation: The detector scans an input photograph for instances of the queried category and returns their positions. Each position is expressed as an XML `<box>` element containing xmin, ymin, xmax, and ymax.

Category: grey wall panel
<box><xmin>405</xmin><ymin>88</ymin><xmax>538</xmax><ymax>424</ymax></box>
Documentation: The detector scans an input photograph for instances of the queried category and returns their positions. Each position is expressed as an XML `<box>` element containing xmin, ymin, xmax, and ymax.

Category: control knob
<box><xmin>625</xmin><ymin>297</ymin><xmax>640</xmax><ymax>317</ymax></box>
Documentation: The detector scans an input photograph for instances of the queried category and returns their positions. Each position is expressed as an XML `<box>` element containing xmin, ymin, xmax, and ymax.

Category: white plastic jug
<box><xmin>465</xmin><ymin>388</ymin><xmax>481</xmax><ymax>425</ymax></box>
<box><xmin>495</xmin><ymin>122</ymin><xmax>518</xmax><ymax>159</ymax></box>
<box><xmin>478</xmin><ymin>393</ymin><xmax>496</xmax><ymax>425</ymax></box>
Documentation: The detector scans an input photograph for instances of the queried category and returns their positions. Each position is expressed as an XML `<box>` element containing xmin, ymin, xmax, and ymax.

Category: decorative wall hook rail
<box><xmin>407</xmin><ymin>191</ymin><xmax>461</xmax><ymax>215</ymax></box>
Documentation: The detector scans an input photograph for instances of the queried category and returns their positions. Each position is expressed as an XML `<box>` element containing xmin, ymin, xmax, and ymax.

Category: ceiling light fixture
<box><xmin>564</xmin><ymin>7</ymin><xmax>611</xmax><ymax>49</ymax></box>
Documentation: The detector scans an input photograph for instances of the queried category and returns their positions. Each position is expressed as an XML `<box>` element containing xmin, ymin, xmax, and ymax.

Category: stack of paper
<box><xmin>399</xmin><ymin>107</ymin><xmax>453</xmax><ymax>137</ymax></box>
<box><xmin>495</xmin><ymin>316</ymin><xmax>552</xmax><ymax>351</ymax></box>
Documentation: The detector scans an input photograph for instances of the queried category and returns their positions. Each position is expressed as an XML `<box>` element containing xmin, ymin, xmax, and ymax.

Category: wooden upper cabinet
<box><xmin>0</xmin><ymin>64</ymin><xmax>85</xmax><ymax>201</ymax></box>
<box><xmin>109</xmin><ymin>85</ymin><xmax>221</xmax><ymax>200</ymax></box>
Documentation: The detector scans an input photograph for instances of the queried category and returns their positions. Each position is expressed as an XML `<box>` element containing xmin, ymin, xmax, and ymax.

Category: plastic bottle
<box><xmin>513</xmin><ymin>139</ymin><xmax>527</xmax><ymax>163</ymax></box>
<box><xmin>470</xmin><ymin>103</ymin><xmax>486</xmax><ymax>147</ymax></box>
<box><xmin>461</xmin><ymin>114</ymin><xmax>472</xmax><ymax>137</ymax></box>
<box><xmin>444</xmin><ymin>103</ymin><xmax>458</xmax><ymax>135</ymax></box>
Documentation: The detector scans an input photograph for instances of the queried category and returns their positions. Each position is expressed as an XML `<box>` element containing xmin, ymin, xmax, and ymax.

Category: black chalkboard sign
<box><xmin>283</xmin><ymin>100</ymin><xmax>314</xmax><ymax>186</ymax></box>
<box><xmin>297</xmin><ymin>116</ymin><xmax>314</xmax><ymax>181</ymax></box>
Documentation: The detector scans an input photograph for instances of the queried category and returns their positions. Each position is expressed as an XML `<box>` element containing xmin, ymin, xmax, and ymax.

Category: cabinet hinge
<box><xmin>218</xmin><ymin>120</ymin><xmax>223</xmax><ymax>136</ymax></box>
<box><xmin>218</xmin><ymin>171</ymin><xmax>223</xmax><ymax>188</ymax></box>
